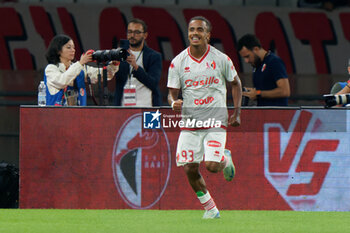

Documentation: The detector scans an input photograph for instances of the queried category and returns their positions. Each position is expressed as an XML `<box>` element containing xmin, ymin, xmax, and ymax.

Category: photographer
<box><xmin>44</xmin><ymin>34</ymin><xmax>119</xmax><ymax>106</ymax></box>
<box><xmin>335</xmin><ymin>81</ymin><xmax>350</xmax><ymax>95</ymax></box>
<box><xmin>113</xmin><ymin>18</ymin><xmax>162</xmax><ymax>107</ymax></box>
<box><xmin>324</xmin><ymin>61</ymin><xmax>350</xmax><ymax>107</ymax></box>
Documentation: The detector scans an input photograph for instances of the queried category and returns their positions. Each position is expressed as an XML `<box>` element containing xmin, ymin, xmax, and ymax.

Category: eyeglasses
<box><xmin>127</xmin><ymin>30</ymin><xmax>144</xmax><ymax>35</ymax></box>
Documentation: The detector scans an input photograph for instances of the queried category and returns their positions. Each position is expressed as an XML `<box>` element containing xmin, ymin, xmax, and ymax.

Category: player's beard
<box><xmin>130</xmin><ymin>37</ymin><xmax>144</xmax><ymax>49</ymax></box>
<box><xmin>252</xmin><ymin>53</ymin><xmax>262</xmax><ymax>68</ymax></box>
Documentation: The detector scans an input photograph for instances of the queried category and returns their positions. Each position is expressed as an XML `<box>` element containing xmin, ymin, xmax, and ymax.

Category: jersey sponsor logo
<box><xmin>262</xmin><ymin>63</ymin><xmax>266</xmax><ymax>72</ymax></box>
<box><xmin>79</xmin><ymin>88</ymin><xmax>85</xmax><ymax>96</ymax></box>
<box><xmin>112</xmin><ymin>113</ymin><xmax>171</xmax><ymax>209</ymax></box>
<box><xmin>184</xmin><ymin>76</ymin><xmax>219</xmax><ymax>87</ymax></box>
<box><xmin>264</xmin><ymin>110</ymin><xmax>344</xmax><ymax>211</ymax></box>
<box><xmin>207</xmin><ymin>140</ymin><xmax>222</xmax><ymax>147</ymax></box>
<box><xmin>184</xmin><ymin>66</ymin><xmax>190</xmax><ymax>72</ymax></box>
<box><xmin>194</xmin><ymin>96</ymin><xmax>214</xmax><ymax>105</ymax></box>
<box><xmin>170</xmin><ymin>63</ymin><xmax>175</xmax><ymax>69</ymax></box>
<box><xmin>205</xmin><ymin>61</ymin><xmax>216</xmax><ymax>70</ymax></box>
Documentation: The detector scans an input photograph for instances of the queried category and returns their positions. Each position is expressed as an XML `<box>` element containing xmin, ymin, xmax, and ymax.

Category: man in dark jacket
<box><xmin>114</xmin><ymin>18</ymin><xmax>162</xmax><ymax>107</ymax></box>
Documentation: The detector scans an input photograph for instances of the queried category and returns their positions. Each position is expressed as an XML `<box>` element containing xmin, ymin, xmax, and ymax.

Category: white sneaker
<box><xmin>223</xmin><ymin>149</ymin><xmax>235</xmax><ymax>181</ymax></box>
<box><xmin>203</xmin><ymin>209</ymin><xmax>220</xmax><ymax>219</ymax></box>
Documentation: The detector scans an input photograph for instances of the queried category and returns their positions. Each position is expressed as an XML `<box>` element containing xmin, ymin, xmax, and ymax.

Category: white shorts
<box><xmin>175</xmin><ymin>128</ymin><xmax>226</xmax><ymax>166</ymax></box>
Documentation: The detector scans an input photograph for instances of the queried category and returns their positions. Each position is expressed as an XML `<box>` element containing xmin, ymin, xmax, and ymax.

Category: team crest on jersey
<box><xmin>262</xmin><ymin>63</ymin><xmax>267</xmax><ymax>72</ymax></box>
<box><xmin>211</xmin><ymin>61</ymin><xmax>216</xmax><ymax>70</ymax></box>
<box><xmin>170</xmin><ymin>63</ymin><xmax>175</xmax><ymax>69</ymax></box>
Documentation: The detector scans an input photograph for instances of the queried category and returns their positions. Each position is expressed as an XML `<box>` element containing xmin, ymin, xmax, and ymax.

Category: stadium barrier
<box><xmin>20</xmin><ymin>106</ymin><xmax>350</xmax><ymax>211</ymax></box>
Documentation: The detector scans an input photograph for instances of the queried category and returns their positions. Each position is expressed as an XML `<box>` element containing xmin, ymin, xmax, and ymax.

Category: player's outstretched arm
<box><xmin>168</xmin><ymin>88</ymin><xmax>183</xmax><ymax>112</ymax></box>
<box><xmin>229</xmin><ymin>75</ymin><xmax>242</xmax><ymax>127</ymax></box>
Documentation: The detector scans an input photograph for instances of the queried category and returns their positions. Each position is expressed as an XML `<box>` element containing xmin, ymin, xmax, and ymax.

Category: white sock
<box><xmin>197</xmin><ymin>191</ymin><xmax>218</xmax><ymax>212</ymax></box>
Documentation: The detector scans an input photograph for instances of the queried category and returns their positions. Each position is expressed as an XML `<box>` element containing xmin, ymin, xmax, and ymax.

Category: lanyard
<box><xmin>128</xmin><ymin>49</ymin><xmax>143</xmax><ymax>87</ymax></box>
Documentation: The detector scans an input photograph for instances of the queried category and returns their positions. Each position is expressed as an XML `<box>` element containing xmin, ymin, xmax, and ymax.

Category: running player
<box><xmin>167</xmin><ymin>16</ymin><xmax>242</xmax><ymax>219</ymax></box>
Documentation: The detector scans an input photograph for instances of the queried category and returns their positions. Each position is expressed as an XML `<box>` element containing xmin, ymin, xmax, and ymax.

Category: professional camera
<box><xmin>92</xmin><ymin>48</ymin><xmax>128</xmax><ymax>63</ymax></box>
<box><xmin>323</xmin><ymin>94</ymin><xmax>350</xmax><ymax>108</ymax></box>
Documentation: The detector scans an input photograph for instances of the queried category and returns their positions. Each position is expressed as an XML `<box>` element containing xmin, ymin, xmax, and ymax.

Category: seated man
<box><xmin>237</xmin><ymin>34</ymin><xmax>290</xmax><ymax>106</ymax></box>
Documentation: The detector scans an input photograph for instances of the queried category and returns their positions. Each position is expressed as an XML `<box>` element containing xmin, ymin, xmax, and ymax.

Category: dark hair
<box><xmin>237</xmin><ymin>34</ymin><xmax>262</xmax><ymax>51</ymax></box>
<box><xmin>128</xmin><ymin>18</ymin><xmax>148</xmax><ymax>33</ymax></box>
<box><xmin>189</xmin><ymin>16</ymin><xmax>212</xmax><ymax>32</ymax></box>
<box><xmin>45</xmin><ymin>34</ymin><xmax>72</xmax><ymax>64</ymax></box>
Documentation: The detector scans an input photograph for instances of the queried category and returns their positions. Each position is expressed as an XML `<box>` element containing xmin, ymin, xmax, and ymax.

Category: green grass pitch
<box><xmin>1</xmin><ymin>209</ymin><xmax>349</xmax><ymax>233</ymax></box>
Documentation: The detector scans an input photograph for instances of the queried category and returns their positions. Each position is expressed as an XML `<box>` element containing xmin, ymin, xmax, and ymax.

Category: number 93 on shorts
<box><xmin>175</xmin><ymin>128</ymin><xmax>226</xmax><ymax>166</ymax></box>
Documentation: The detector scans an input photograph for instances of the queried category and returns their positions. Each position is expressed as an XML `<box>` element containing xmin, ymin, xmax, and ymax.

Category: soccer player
<box><xmin>167</xmin><ymin>16</ymin><xmax>242</xmax><ymax>219</ymax></box>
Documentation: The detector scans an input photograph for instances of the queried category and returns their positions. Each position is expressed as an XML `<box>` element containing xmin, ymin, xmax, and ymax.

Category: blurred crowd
<box><xmin>298</xmin><ymin>0</ymin><xmax>350</xmax><ymax>11</ymax></box>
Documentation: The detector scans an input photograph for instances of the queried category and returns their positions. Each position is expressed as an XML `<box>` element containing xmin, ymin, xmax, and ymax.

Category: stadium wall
<box><xmin>19</xmin><ymin>107</ymin><xmax>350</xmax><ymax>211</ymax></box>
<box><xmin>3</xmin><ymin>3</ymin><xmax>350</xmax><ymax>168</ymax></box>
<box><xmin>1</xmin><ymin>3</ymin><xmax>350</xmax><ymax>75</ymax></box>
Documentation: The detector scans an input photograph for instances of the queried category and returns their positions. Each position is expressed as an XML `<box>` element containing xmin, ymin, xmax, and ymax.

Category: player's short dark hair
<box><xmin>189</xmin><ymin>16</ymin><xmax>212</xmax><ymax>32</ymax></box>
<box><xmin>128</xmin><ymin>18</ymin><xmax>148</xmax><ymax>33</ymax></box>
<box><xmin>45</xmin><ymin>34</ymin><xmax>72</xmax><ymax>65</ymax></box>
<box><xmin>237</xmin><ymin>34</ymin><xmax>262</xmax><ymax>51</ymax></box>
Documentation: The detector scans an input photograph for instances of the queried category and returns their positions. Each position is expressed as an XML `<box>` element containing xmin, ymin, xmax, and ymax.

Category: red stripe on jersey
<box><xmin>187</xmin><ymin>45</ymin><xmax>210</xmax><ymax>63</ymax></box>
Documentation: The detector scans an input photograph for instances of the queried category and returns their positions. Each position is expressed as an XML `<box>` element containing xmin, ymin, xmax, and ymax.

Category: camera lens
<box><xmin>323</xmin><ymin>93</ymin><xmax>350</xmax><ymax>107</ymax></box>
<box><xmin>109</xmin><ymin>48</ymin><xmax>128</xmax><ymax>62</ymax></box>
<box><xmin>92</xmin><ymin>48</ymin><xmax>128</xmax><ymax>63</ymax></box>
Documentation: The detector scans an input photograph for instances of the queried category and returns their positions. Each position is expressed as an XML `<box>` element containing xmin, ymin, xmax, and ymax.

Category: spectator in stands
<box><xmin>237</xmin><ymin>34</ymin><xmax>290</xmax><ymax>106</ymax></box>
<box><xmin>113</xmin><ymin>18</ymin><xmax>162</xmax><ymax>107</ymax></box>
<box><xmin>298</xmin><ymin>0</ymin><xmax>350</xmax><ymax>11</ymax></box>
<box><xmin>44</xmin><ymin>34</ymin><xmax>119</xmax><ymax>106</ymax></box>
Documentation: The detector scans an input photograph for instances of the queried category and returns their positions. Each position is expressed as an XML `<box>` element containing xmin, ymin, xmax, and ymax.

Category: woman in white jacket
<box><xmin>44</xmin><ymin>34</ymin><xmax>119</xmax><ymax>106</ymax></box>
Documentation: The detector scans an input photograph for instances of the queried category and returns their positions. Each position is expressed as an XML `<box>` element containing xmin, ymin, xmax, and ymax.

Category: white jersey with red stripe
<box><xmin>167</xmin><ymin>45</ymin><xmax>237</xmax><ymax>128</ymax></box>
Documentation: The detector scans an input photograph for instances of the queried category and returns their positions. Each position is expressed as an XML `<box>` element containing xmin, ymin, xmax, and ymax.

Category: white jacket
<box><xmin>45</xmin><ymin>62</ymin><xmax>119</xmax><ymax>95</ymax></box>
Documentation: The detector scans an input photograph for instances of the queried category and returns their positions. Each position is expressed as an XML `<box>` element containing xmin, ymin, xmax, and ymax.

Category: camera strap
<box><xmin>85</xmin><ymin>66</ymin><xmax>98</xmax><ymax>105</ymax></box>
<box><xmin>124</xmin><ymin>49</ymin><xmax>143</xmax><ymax>106</ymax></box>
<box><xmin>127</xmin><ymin>49</ymin><xmax>143</xmax><ymax>86</ymax></box>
